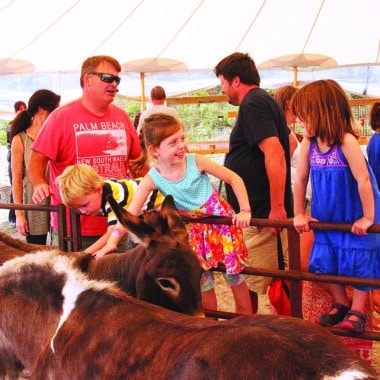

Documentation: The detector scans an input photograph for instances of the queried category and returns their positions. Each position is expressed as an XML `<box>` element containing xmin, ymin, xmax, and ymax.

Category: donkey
<box><xmin>0</xmin><ymin>250</ymin><xmax>376</xmax><ymax>379</ymax></box>
<box><xmin>0</xmin><ymin>231</ymin><xmax>46</xmax><ymax>265</ymax></box>
<box><xmin>73</xmin><ymin>195</ymin><xmax>204</xmax><ymax>316</ymax></box>
<box><xmin>0</xmin><ymin>195</ymin><xmax>204</xmax><ymax>317</ymax></box>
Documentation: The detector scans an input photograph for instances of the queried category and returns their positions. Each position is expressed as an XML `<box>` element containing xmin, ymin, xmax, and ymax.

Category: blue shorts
<box><xmin>201</xmin><ymin>270</ymin><xmax>244</xmax><ymax>292</ymax></box>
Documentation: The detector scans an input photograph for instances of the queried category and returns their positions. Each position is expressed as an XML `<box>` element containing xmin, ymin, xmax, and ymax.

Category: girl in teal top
<box><xmin>122</xmin><ymin>113</ymin><xmax>253</xmax><ymax>314</ymax></box>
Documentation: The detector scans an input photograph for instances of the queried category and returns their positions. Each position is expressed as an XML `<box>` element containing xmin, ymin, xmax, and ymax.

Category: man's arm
<box><xmin>258</xmin><ymin>136</ymin><xmax>287</xmax><ymax>234</ymax></box>
<box><xmin>27</xmin><ymin>150</ymin><xmax>55</xmax><ymax>203</ymax></box>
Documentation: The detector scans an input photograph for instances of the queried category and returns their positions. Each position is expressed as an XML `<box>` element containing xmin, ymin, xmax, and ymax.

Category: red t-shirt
<box><xmin>32</xmin><ymin>99</ymin><xmax>142</xmax><ymax>235</ymax></box>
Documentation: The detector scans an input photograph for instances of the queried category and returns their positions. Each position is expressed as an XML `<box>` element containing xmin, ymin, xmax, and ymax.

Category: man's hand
<box><xmin>32</xmin><ymin>183</ymin><xmax>55</xmax><ymax>204</ymax></box>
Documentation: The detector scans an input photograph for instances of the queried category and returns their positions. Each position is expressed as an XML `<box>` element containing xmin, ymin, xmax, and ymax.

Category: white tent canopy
<box><xmin>0</xmin><ymin>0</ymin><xmax>379</xmax><ymax>112</ymax></box>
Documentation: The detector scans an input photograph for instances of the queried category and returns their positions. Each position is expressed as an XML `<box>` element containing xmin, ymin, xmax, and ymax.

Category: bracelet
<box><xmin>80</xmin><ymin>250</ymin><xmax>87</xmax><ymax>255</ymax></box>
<box><xmin>111</xmin><ymin>227</ymin><xmax>123</xmax><ymax>238</ymax></box>
<box><xmin>240</xmin><ymin>208</ymin><xmax>251</xmax><ymax>214</ymax></box>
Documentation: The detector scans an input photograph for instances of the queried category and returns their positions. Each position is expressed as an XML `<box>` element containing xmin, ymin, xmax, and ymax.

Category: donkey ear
<box><xmin>160</xmin><ymin>195</ymin><xmax>189</xmax><ymax>243</ymax></box>
<box><xmin>106</xmin><ymin>195</ymin><xmax>154</xmax><ymax>242</ymax></box>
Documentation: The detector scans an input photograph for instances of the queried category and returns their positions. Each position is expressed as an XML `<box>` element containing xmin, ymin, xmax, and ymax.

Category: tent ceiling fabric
<box><xmin>0</xmin><ymin>0</ymin><xmax>379</xmax><ymax>110</ymax></box>
<box><xmin>122</xmin><ymin>58</ymin><xmax>188</xmax><ymax>108</ymax></box>
<box><xmin>259</xmin><ymin>54</ymin><xmax>338</xmax><ymax>70</ymax></box>
<box><xmin>122</xmin><ymin>58</ymin><xmax>187</xmax><ymax>74</ymax></box>
<box><xmin>0</xmin><ymin>58</ymin><xmax>34</xmax><ymax>74</ymax></box>
<box><xmin>259</xmin><ymin>53</ymin><xmax>338</xmax><ymax>87</ymax></box>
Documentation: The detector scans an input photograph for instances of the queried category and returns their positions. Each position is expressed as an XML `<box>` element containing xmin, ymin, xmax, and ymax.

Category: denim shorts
<box><xmin>201</xmin><ymin>270</ymin><xmax>244</xmax><ymax>292</ymax></box>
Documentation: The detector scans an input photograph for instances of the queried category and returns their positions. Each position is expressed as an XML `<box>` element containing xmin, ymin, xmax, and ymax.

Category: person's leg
<box><xmin>26</xmin><ymin>234</ymin><xmax>47</xmax><ymax>245</ymax></box>
<box><xmin>350</xmin><ymin>288</ymin><xmax>369</xmax><ymax>314</ymax></box>
<box><xmin>50</xmin><ymin>229</ymin><xmax>59</xmax><ymax>247</ymax></box>
<box><xmin>371</xmin><ymin>290</ymin><xmax>380</xmax><ymax>329</ymax></box>
<box><xmin>249</xmin><ymin>290</ymin><xmax>258</xmax><ymax>313</ymax></box>
<box><xmin>243</xmin><ymin>226</ymin><xmax>278</xmax><ymax>314</ymax></box>
<box><xmin>8</xmin><ymin>160</ymin><xmax>15</xmax><ymax>226</ymax></box>
<box><xmin>339</xmin><ymin>289</ymin><xmax>369</xmax><ymax>333</ymax></box>
<box><xmin>226</xmin><ymin>274</ymin><xmax>252</xmax><ymax>314</ymax></box>
<box><xmin>201</xmin><ymin>271</ymin><xmax>217</xmax><ymax>311</ymax></box>
<box><xmin>316</xmin><ymin>284</ymin><xmax>350</xmax><ymax>326</ymax></box>
<box><xmin>329</xmin><ymin>283</ymin><xmax>350</xmax><ymax>307</ymax></box>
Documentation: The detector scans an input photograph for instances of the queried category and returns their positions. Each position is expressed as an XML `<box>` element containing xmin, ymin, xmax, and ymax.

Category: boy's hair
<box><xmin>150</xmin><ymin>86</ymin><xmax>166</xmax><ymax>100</ymax></box>
<box><xmin>14</xmin><ymin>101</ymin><xmax>26</xmax><ymax>112</ymax></box>
<box><xmin>56</xmin><ymin>164</ymin><xmax>104</xmax><ymax>208</ymax></box>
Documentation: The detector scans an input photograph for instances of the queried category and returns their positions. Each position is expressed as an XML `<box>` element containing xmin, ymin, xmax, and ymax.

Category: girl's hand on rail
<box><xmin>232</xmin><ymin>211</ymin><xmax>251</xmax><ymax>228</ymax></box>
<box><xmin>351</xmin><ymin>216</ymin><xmax>373</xmax><ymax>235</ymax></box>
<box><xmin>293</xmin><ymin>214</ymin><xmax>318</xmax><ymax>234</ymax></box>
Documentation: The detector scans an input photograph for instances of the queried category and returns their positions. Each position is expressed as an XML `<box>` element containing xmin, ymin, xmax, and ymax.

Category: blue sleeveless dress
<box><xmin>308</xmin><ymin>139</ymin><xmax>380</xmax><ymax>290</ymax></box>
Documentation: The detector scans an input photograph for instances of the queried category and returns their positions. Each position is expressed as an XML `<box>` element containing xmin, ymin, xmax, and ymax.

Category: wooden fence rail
<box><xmin>0</xmin><ymin>202</ymin><xmax>68</xmax><ymax>250</ymax></box>
<box><xmin>182</xmin><ymin>215</ymin><xmax>380</xmax><ymax>341</ymax></box>
<box><xmin>0</xmin><ymin>202</ymin><xmax>379</xmax><ymax>341</ymax></box>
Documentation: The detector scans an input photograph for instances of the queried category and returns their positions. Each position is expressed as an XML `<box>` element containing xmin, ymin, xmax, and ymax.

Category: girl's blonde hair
<box><xmin>291</xmin><ymin>79</ymin><xmax>357</xmax><ymax>145</ymax></box>
<box><xmin>56</xmin><ymin>164</ymin><xmax>104</xmax><ymax>208</ymax></box>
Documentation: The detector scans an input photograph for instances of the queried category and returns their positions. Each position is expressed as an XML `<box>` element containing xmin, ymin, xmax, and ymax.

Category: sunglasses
<box><xmin>88</xmin><ymin>72</ymin><xmax>121</xmax><ymax>85</ymax></box>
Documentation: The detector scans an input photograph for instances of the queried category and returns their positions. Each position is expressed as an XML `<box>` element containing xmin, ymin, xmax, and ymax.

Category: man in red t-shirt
<box><xmin>29</xmin><ymin>55</ymin><xmax>143</xmax><ymax>249</ymax></box>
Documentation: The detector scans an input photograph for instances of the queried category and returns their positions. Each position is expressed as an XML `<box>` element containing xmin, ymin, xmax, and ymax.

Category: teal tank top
<box><xmin>148</xmin><ymin>153</ymin><xmax>213</xmax><ymax>210</ymax></box>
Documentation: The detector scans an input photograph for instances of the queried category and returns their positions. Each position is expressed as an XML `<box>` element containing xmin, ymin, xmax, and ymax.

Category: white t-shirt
<box><xmin>290</xmin><ymin>130</ymin><xmax>312</xmax><ymax>201</ymax></box>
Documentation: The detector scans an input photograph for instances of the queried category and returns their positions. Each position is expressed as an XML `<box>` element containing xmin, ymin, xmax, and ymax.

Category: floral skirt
<box><xmin>179</xmin><ymin>190</ymin><xmax>247</xmax><ymax>274</ymax></box>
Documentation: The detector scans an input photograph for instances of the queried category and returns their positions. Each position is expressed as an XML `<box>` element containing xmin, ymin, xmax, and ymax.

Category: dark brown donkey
<box><xmin>0</xmin><ymin>195</ymin><xmax>204</xmax><ymax>317</ymax></box>
<box><xmin>0</xmin><ymin>250</ymin><xmax>376</xmax><ymax>379</ymax></box>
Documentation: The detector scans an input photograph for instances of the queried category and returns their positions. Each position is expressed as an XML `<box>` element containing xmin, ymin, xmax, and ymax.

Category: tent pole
<box><xmin>140</xmin><ymin>72</ymin><xmax>146</xmax><ymax>111</ymax></box>
<box><xmin>292</xmin><ymin>66</ymin><xmax>298</xmax><ymax>87</ymax></box>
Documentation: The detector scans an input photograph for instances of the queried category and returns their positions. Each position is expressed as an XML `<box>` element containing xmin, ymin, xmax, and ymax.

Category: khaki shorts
<box><xmin>243</xmin><ymin>226</ymin><xmax>288</xmax><ymax>295</ymax></box>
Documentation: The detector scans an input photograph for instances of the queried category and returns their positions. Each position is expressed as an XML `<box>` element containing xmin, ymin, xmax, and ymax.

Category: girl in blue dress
<box><xmin>292</xmin><ymin>79</ymin><xmax>380</xmax><ymax>334</ymax></box>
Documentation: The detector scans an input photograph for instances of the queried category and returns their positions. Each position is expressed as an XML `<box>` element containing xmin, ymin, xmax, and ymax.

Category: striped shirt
<box><xmin>100</xmin><ymin>178</ymin><xmax>163</xmax><ymax>226</ymax></box>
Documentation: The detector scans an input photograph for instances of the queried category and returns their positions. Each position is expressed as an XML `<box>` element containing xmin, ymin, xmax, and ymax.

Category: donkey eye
<box><xmin>158</xmin><ymin>279</ymin><xmax>175</xmax><ymax>289</ymax></box>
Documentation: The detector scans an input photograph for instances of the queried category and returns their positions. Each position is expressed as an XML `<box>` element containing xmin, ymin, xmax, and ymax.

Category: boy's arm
<box><xmin>88</xmin><ymin>175</ymin><xmax>156</xmax><ymax>259</ymax></box>
<box><xmin>86</xmin><ymin>224</ymin><xmax>127</xmax><ymax>259</ymax></box>
<box><xmin>84</xmin><ymin>228</ymin><xmax>112</xmax><ymax>254</ymax></box>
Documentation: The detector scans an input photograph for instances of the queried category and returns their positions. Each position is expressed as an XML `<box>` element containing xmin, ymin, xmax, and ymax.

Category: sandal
<box><xmin>315</xmin><ymin>303</ymin><xmax>350</xmax><ymax>326</ymax></box>
<box><xmin>339</xmin><ymin>310</ymin><xmax>367</xmax><ymax>334</ymax></box>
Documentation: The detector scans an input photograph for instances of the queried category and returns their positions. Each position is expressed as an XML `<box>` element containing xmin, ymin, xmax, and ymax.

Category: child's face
<box><xmin>152</xmin><ymin>128</ymin><xmax>187</xmax><ymax>162</ymax></box>
<box><xmin>75</xmin><ymin>190</ymin><xmax>102</xmax><ymax>216</ymax></box>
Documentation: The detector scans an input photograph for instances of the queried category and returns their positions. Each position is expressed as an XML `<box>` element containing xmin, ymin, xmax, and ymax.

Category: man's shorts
<box><xmin>243</xmin><ymin>226</ymin><xmax>288</xmax><ymax>294</ymax></box>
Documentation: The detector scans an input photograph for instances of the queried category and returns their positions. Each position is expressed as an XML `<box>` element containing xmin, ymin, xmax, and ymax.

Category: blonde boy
<box><xmin>56</xmin><ymin>164</ymin><xmax>162</xmax><ymax>258</ymax></box>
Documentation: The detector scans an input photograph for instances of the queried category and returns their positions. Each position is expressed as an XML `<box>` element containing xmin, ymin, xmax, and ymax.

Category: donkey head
<box><xmin>106</xmin><ymin>194</ymin><xmax>189</xmax><ymax>245</ymax></box>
